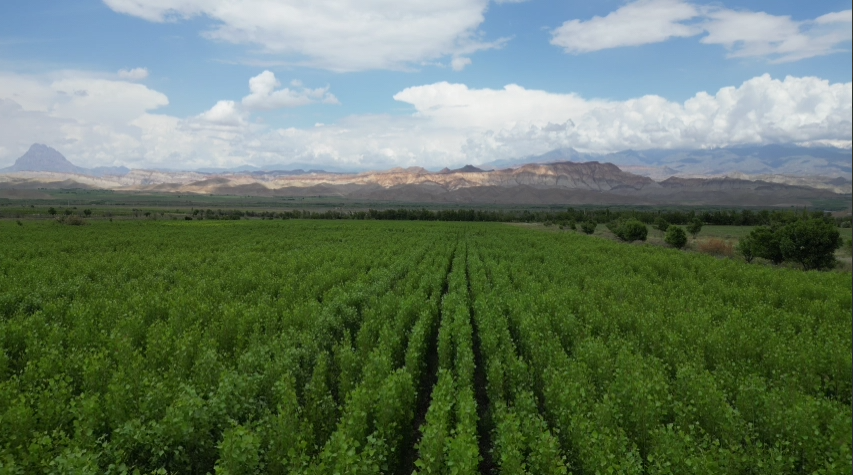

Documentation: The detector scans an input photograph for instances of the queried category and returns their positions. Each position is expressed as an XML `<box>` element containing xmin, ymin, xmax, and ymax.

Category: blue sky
<box><xmin>0</xmin><ymin>0</ymin><xmax>850</xmax><ymax>170</ymax></box>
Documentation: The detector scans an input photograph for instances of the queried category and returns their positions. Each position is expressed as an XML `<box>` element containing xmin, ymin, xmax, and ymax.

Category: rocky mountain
<box><xmin>485</xmin><ymin>144</ymin><xmax>853</xmax><ymax>180</ymax></box>
<box><xmin>1</xmin><ymin>143</ymin><xmax>850</xmax><ymax>207</ymax></box>
<box><xmin>2</xmin><ymin>144</ymin><xmax>85</xmax><ymax>174</ymax></box>
<box><xmin>0</xmin><ymin>144</ymin><xmax>130</xmax><ymax>177</ymax></box>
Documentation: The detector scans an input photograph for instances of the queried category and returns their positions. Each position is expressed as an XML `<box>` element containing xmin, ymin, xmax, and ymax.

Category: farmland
<box><xmin>0</xmin><ymin>220</ymin><xmax>851</xmax><ymax>474</ymax></box>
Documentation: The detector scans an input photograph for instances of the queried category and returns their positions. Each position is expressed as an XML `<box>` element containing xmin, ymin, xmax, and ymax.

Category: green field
<box><xmin>1</xmin><ymin>220</ymin><xmax>851</xmax><ymax>474</ymax></box>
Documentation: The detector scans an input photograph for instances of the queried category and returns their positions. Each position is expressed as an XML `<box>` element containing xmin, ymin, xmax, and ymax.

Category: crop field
<box><xmin>0</xmin><ymin>220</ymin><xmax>851</xmax><ymax>474</ymax></box>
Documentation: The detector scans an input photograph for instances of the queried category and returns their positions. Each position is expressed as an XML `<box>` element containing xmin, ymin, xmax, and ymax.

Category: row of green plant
<box><xmin>0</xmin><ymin>220</ymin><xmax>456</xmax><ymax>474</ymax></box>
<box><xmin>0</xmin><ymin>220</ymin><xmax>849</xmax><ymax>473</ymax></box>
<box><xmin>470</xmin><ymin>227</ymin><xmax>851</xmax><ymax>474</ymax></box>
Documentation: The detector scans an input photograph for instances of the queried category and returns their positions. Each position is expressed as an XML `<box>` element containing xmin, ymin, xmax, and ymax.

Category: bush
<box><xmin>654</xmin><ymin>217</ymin><xmax>670</xmax><ymax>232</ymax></box>
<box><xmin>580</xmin><ymin>221</ymin><xmax>596</xmax><ymax>235</ymax></box>
<box><xmin>686</xmin><ymin>219</ymin><xmax>703</xmax><ymax>239</ymax></box>
<box><xmin>664</xmin><ymin>226</ymin><xmax>687</xmax><ymax>249</ymax></box>
<box><xmin>215</xmin><ymin>425</ymin><xmax>261</xmax><ymax>475</ymax></box>
<box><xmin>778</xmin><ymin>219</ymin><xmax>842</xmax><ymax>270</ymax></box>
<box><xmin>736</xmin><ymin>235</ymin><xmax>757</xmax><ymax>263</ymax></box>
<box><xmin>744</xmin><ymin>226</ymin><xmax>784</xmax><ymax>264</ymax></box>
<box><xmin>613</xmin><ymin>219</ymin><xmax>648</xmax><ymax>242</ymax></box>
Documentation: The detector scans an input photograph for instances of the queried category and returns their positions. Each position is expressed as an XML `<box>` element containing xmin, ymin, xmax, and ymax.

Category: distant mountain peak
<box><xmin>1</xmin><ymin>144</ymin><xmax>129</xmax><ymax>177</ymax></box>
<box><xmin>438</xmin><ymin>164</ymin><xmax>486</xmax><ymax>174</ymax></box>
<box><xmin>7</xmin><ymin>144</ymin><xmax>83</xmax><ymax>174</ymax></box>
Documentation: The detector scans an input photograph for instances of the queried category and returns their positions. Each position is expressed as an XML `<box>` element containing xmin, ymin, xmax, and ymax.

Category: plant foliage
<box><xmin>0</xmin><ymin>220</ymin><xmax>849</xmax><ymax>474</ymax></box>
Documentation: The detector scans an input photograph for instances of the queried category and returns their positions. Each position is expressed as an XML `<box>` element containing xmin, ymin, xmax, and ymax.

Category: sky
<box><xmin>0</xmin><ymin>0</ymin><xmax>851</xmax><ymax>171</ymax></box>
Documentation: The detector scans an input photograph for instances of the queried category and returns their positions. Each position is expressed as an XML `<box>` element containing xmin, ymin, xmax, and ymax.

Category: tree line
<box><xmin>193</xmin><ymin>206</ymin><xmax>850</xmax><ymax>228</ymax></box>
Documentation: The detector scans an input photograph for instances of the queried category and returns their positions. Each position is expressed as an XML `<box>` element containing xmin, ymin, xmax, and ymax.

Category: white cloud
<box><xmin>451</xmin><ymin>57</ymin><xmax>472</xmax><ymax>71</ymax></box>
<box><xmin>551</xmin><ymin>1</ymin><xmax>852</xmax><ymax>63</ymax></box>
<box><xmin>117</xmin><ymin>67</ymin><xmax>149</xmax><ymax>80</ymax></box>
<box><xmin>1</xmin><ymin>69</ymin><xmax>850</xmax><ymax>171</ymax></box>
<box><xmin>394</xmin><ymin>82</ymin><xmax>594</xmax><ymax>131</ymax></box>
<box><xmin>551</xmin><ymin>0</ymin><xmax>702</xmax><ymax>53</ymax></box>
<box><xmin>102</xmin><ymin>0</ymin><xmax>505</xmax><ymax>71</ymax></box>
<box><xmin>197</xmin><ymin>100</ymin><xmax>246</xmax><ymax>126</ymax></box>
<box><xmin>0</xmin><ymin>71</ymin><xmax>170</xmax><ymax>168</ymax></box>
<box><xmin>392</xmin><ymin>76</ymin><xmax>852</xmax><ymax>163</ymax></box>
<box><xmin>241</xmin><ymin>70</ymin><xmax>338</xmax><ymax>110</ymax></box>
<box><xmin>701</xmin><ymin>9</ymin><xmax>853</xmax><ymax>63</ymax></box>
<box><xmin>443</xmin><ymin>75</ymin><xmax>853</xmax><ymax>161</ymax></box>
<box><xmin>815</xmin><ymin>10</ymin><xmax>853</xmax><ymax>25</ymax></box>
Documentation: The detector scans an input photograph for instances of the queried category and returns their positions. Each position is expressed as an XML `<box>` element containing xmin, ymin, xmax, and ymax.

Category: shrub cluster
<box><xmin>580</xmin><ymin>221</ymin><xmax>597</xmax><ymax>235</ymax></box>
<box><xmin>664</xmin><ymin>226</ymin><xmax>687</xmax><ymax>249</ymax></box>
<box><xmin>607</xmin><ymin>219</ymin><xmax>648</xmax><ymax>242</ymax></box>
<box><xmin>737</xmin><ymin>219</ymin><xmax>842</xmax><ymax>270</ymax></box>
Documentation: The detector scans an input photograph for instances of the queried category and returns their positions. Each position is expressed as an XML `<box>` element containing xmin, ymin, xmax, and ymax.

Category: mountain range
<box><xmin>481</xmin><ymin>144</ymin><xmax>852</xmax><ymax>179</ymax></box>
<box><xmin>1</xmin><ymin>144</ymin><xmax>850</xmax><ymax>207</ymax></box>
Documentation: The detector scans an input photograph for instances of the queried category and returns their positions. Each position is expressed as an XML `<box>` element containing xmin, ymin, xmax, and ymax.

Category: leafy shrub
<box><xmin>696</xmin><ymin>238</ymin><xmax>734</xmax><ymax>257</ymax></box>
<box><xmin>215</xmin><ymin>425</ymin><xmax>261</xmax><ymax>475</ymax></box>
<box><xmin>778</xmin><ymin>219</ymin><xmax>842</xmax><ymax>270</ymax></box>
<box><xmin>580</xmin><ymin>221</ymin><xmax>596</xmax><ymax>235</ymax></box>
<box><xmin>654</xmin><ymin>217</ymin><xmax>670</xmax><ymax>232</ymax></box>
<box><xmin>664</xmin><ymin>226</ymin><xmax>687</xmax><ymax>249</ymax></box>
<box><xmin>736</xmin><ymin>235</ymin><xmax>757</xmax><ymax>263</ymax></box>
<box><xmin>612</xmin><ymin>219</ymin><xmax>648</xmax><ymax>242</ymax></box>
<box><xmin>686</xmin><ymin>219</ymin><xmax>703</xmax><ymax>238</ymax></box>
<box><xmin>747</xmin><ymin>226</ymin><xmax>784</xmax><ymax>264</ymax></box>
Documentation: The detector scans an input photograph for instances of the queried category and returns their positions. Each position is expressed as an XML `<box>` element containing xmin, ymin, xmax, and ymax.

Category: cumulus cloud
<box><xmin>102</xmin><ymin>0</ymin><xmax>506</xmax><ymax>71</ymax></box>
<box><xmin>1</xmin><ymin>69</ymin><xmax>850</xmax><ymax>171</ymax></box>
<box><xmin>0</xmin><ymin>71</ymin><xmax>171</xmax><ymax>168</ymax></box>
<box><xmin>241</xmin><ymin>71</ymin><xmax>338</xmax><ymax>110</ymax></box>
<box><xmin>430</xmin><ymin>75</ymin><xmax>853</xmax><ymax>161</ymax></box>
<box><xmin>551</xmin><ymin>0</ymin><xmax>702</xmax><ymax>53</ymax></box>
<box><xmin>197</xmin><ymin>100</ymin><xmax>247</xmax><ymax>126</ymax></box>
<box><xmin>552</xmin><ymin>1</ymin><xmax>852</xmax><ymax>62</ymax></box>
<box><xmin>117</xmin><ymin>67</ymin><xmax>149</xmax><ymax>80</ymax></box>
